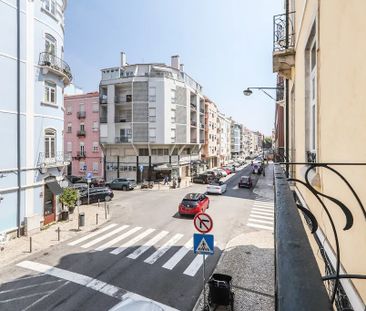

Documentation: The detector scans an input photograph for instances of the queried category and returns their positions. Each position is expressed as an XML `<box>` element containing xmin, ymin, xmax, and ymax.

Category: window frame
<box><xmin>44</xmin><ymin>81</ymin><xmax>57</xmax><ymax>105</ymax></box>
<box><xmin>44</xmin><ymin>128</ymin><xmax>56</xmax><ymax>160</ymax></box>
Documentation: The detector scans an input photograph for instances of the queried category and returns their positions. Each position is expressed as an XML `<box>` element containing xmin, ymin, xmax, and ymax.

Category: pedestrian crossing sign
<box><xmin>193</xmin><ymin>233</ymin><xmax>214</xmax><ymax>255</ymax></box>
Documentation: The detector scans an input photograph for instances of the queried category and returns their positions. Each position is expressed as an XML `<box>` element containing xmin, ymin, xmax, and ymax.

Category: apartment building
<box><xmin>230</xmin><ymin>119</ymin><xmax>241</xmax><ymax>159</ymax></box>
<box><xmin>241</xmin><ymin>127</ymin><xmax>252</xmax><ymax>157</ymax></box>
<box><xmin>273</xmin><ymin>1</ymin><xmax>366</xmax><ymax>309</ymax></box>
<box><xmin>0</xmin><ymin>0</ymin><xmax>71</xmax><ymax>235</ymax></box>
<box><xmin>202</xmin><ymin>97</ymin><xmax>218</xmax><ymax>169</ymax></box>
<box><xmin>100</xmin><ymin>54</ymin><xmax>204</xmax><ymax>182</ymax></box>
<box><xmin>64</xmin><ymin>92</ymin><xmax>104</xmax><ymax>178</ymax></box>
<box><xmin>217</xmin><ymin>112</ymin><xmax>231</xmax><ymax>166</ymax></box>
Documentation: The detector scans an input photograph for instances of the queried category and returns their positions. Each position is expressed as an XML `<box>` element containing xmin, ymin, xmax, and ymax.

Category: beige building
<box><xmin>273</xmin><ymin>1</ymin><xmax>366</xmax><ymax>309</ymax></box>
<box><xmin>202</xmin><ymin>97</ymin><xmax>218</xmax><ymax>169</ymax></box>
<box><xmin>217</xmin><ymin>112</ymin><xmax>231</xmax><ymax>166</ymax></box>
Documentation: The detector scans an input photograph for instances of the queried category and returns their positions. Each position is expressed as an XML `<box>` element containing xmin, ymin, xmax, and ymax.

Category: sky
<box><xmin>65</xmin><ymin>0</ymin><xmax>284</xmax><ymax>136</ymax></box>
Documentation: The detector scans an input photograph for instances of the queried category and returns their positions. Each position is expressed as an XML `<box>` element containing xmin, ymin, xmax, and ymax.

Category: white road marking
<box><xmin>127</xmin><ymin>231</ymin><xmax>169</xmax><ymax>260</ymax></box>
<box><xmin>16</xmin><ymin>261</ymin><xmax>178</xmax><ymax>311</ymax></box>
<box><xmin>248</xmin><ymin>218</ymin><xmax>273</xmax><ymax>225</ymax></box>
<box><xmin>231</xmin><ymin>185</ymin><xmax>238</xmax><ymax>190</ymax></box>
<box><xmin>110</xmin><ymin>229</ymin><xmax>156</xmax><ymax>255</ymax></box>
<box><xmin>162</xmin><ymin>239</ymin><xmax>193</xmax><ymax>270</ymax></box>
<box><xmin>253</xmin><ymin>204</ymin><xmax>274</xmax><ymax>209</ymax></box>
<box><xmin>251</xmin><ymin>209</ymin><xmax>274</xmax><ymax>216</ymax></box>
<box><xmin>68</xmin><ymin>224</ymin><xmax>118</xmax><ymax>246</ymax></box>
<box><xmin>0</xmin><ymin>291</ymin><xmax>53</xmax><ymax>303</ymax></box>
<box><xmin>183</xmin><ymin>254</ymin><xmax>207</xmax><ymax>277</ymax></box>
<box><xmin>247</xmin><ymin>223</ymin><xmax>274</xmax><ymax>230</ymax></box>
<box><xmin>144</xmin><ymin>234</ymin><xmax>184</xmax><ymax>264</ymax></box>
<box><xmin>249</xmin><ymin>214</ymin><xmax>274</xmax><ymax>221</ymax></box>
<box><xmin>81</xmin><ymin>225</ymin><xmax>129</xmax><ymax>249</ymax></box>
<box><xmin>0</xmin><ymin>279</ymin><xmax>64</xmax><ymax>294</ymax></box>
<box><xmin>95</xmin><ymin>227</ymin><xmax>142</xmax><ymax>251</ymax></box>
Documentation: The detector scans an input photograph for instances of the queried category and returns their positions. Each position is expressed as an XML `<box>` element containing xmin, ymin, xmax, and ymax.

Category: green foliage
<box><xmin>263</xmin><ymin>136</ymin><xmax>272</xmax><ymax>149</ymax></box>
<box><xmin>59</xmin><ymin>188</ymin><xmax>78</xmax><ymax>213</ymax></box>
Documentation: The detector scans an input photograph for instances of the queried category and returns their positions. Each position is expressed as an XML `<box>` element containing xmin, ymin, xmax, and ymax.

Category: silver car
<box><xmin>206</xmin><ymin>181</ymin><xmax>227</xmax><ymax>195</ymax></box>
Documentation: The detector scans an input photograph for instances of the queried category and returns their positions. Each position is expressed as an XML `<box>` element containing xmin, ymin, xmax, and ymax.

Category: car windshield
<box><xmin>241</xmin><ymin>176</ymin><xmax>250</xmax><ymax>181</ymax></box>
<box><xmin>183</xmin><ymin>193</ymin><xmax>201</xmax><ymax>201</ymax></box>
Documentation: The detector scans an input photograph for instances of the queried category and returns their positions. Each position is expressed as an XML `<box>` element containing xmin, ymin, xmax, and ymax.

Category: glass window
<box><xmin>93</xmin><ymin>103</ymin><xmax>99</xmax><ymax>112</ymax></box>
<box><xmin>44</xmin><ymin>129</ymin><xmax>56</xmax><ymax>159</ymax></box>
<box><xmin>67</xmin><ymin>141</ymin><xmax>72</xmax><ymax>152</ymax></box>
<box><xmin>43</xmin><ymin>0</ymin><xmax>56</xmax><ymax>16</ymax></box>
<box><xmin>66</xmin><ymin>105</ymin><xmax>72</xmax><ymax>114</ymax></box>
<box><xmin>80</xmin><ymin>142</ymin><xmax>85</xmax><ymax>155</ymax></box>
<box><xmin>80</xmin><ymin>123</ymin><xmax>85</xmax><ymax>131</ymax></box>
<box><xmin>149</xmin><ymin>87</ymin><xmax>156</xmax><ymax>102</ymax></box>
<box><xmin>44</xmin><ymin>81</ymin><xmax>56</xmax><ymax>104</ymax></box>
<box><xmin>139</xmin><ymin>148</ymin><xmax>149</xmax><ymax>156</ymax></box>
<box><xmin>93</xmin><ymin>121</ymin><xmax>99</xmax><ymax>131</ymax></box>
<box><xmin>93</xmin><ymin>142</ymin><xmax>99</xmax><ymax>152</ymax></box>
<box><xmin>45</xmin><ymin>33</ymin><xmax>56</xmax><ymax>55</ymax></box>
<box><xmin>79</xmin><ymin>103</ymin><xmax>85</xmax><ymax>112</ymax></box>
<box><xmin>93</xmin><ymin>162</ymin><xmax>98</xmax><ymax>172</ymax></box>
<box><xmin>67</xmin><ymin>123</ymin><xmax>72</xmax><ymax>133</ymax></box>
<box><xmin>79</xmin><ymin>161</ymin><xmax>86</xmax><ymax>171</ymax></box>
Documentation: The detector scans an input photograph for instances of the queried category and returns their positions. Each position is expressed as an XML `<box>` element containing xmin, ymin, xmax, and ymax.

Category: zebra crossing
<box><xmin>247</xmin><ymin>199</ymin><xmax>274</xmax><ymax>231</ymax></box>
<box><xmin>67</xmin><ymin>224</ymin><xmax>214</xmax><ymax>277</ymax></box>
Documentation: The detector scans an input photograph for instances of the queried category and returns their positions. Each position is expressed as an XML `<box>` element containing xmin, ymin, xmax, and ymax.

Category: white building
<box><xmin>100</xmin><ymin>54</ymin><xmax>205</xmax><ymax>182</ymax></box>
<box><xmin>217</xmin><ymin>112</ymin><xmax>231</xmax><ymax>165</ymax></box>
<box><xmin>230</xmin><ymin>119</ymin><xmax>241</xmax><ymax>158</ymax></box>
<box><xmin>0</xmin><ymin>0</ymin><xmax>71</xmax><ymax>235</ymax></box>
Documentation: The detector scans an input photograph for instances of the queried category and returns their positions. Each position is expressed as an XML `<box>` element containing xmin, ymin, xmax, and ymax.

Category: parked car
<box><xmin>66</xmin><ymin>175</ymin><xmax>82</xmax><ymax>184</ymax></box>
<box><xmin>78</xmin><ymin>187</ymin><xmax>114</xmax><ymax>204</ymax></box>
<box><xmin>105</xmin><ymin>178</ymin><xmax>137</xmax><ymax>190</ymax></box>
<box><xmin>78</xmin><ymin>177</ymin><xmax>105</xmax><ymax>188</ymax></box>
<box><xmin>192</xmin><ymin>174</ymin><xmax>214</xmax><ymax>184</ymax></box>
<box><xmin>178</xmin><ymin>193</ymin><xmax>210</xmax><ymax>216</ymax></box>
<box><xmin>70</xmin><ymin>183</ymin><xmax>88</xmax><ymax>191</ymax></box>
<box><xmin>238</xmin><ymin>176</ymin><xmax>253</xmax><ymax>188</ymax></box>
<box><xmin>206</xmin><ymin>170</ymin><xmax>221</xmax><ymax>178</ymax></box>
<box><xmin>222</xmin><ymin>166</ymin><xmax>235</xmax><ymax>174</ymax></box>
<box><xmin>206</xmin><ymin>180</ymin><xmax>227</xmax><ymax>195</ymax></box>
<box><xmin>213</xmin><ymin>168</ymin><xmax>227</xmax><ymax>177</ymax></box>
<box><xmin>221</xmin><ymin>167</ymin><xmax>232</xmax><ymax>175</ymax></box>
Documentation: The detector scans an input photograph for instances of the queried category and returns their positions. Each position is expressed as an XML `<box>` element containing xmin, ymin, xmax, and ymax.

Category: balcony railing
<box><xmin>273</xmin><ymin>11</ymin><xmax>295</xmax><ymax>52</ymax></box>
<box><xmin>191</xmin><ymin>120</ymin><xmax>197</xmax><ymax>127</ymax></box>
<box><xmin>38</xmin><ymin>52</ymin><xmax>72</xmax><ymax>85</ymax></box>
<box><xmin>77</xmin><ymin>111</ymin><xmax>86</xmax><ymax>119</ymax></box>
<box><xmin>115</xmin><ymin>136</ymin><xmax>132</xmax><ymax>143</ymax></box>
<box><xmin>100</xmin><ymin>117</ymin><xmax>107</xmax><ymax>123</ymax></box>
<box><xmin>76</xmin><ymin>151</ymin><xmax>86</xmax><ymax>158</ymax></box>
<box><xmin>275</xmin><ymin>162</ymin><xmax>366</xmax><ymax>310</ymax></box>
<box><xmin>37</xmin><ymin>151</ymin><xmax>69</xmax><ymax>168</ymax></box>
<box><xmin>115</xmin><ymin>116</ymin><xmax>131</xmax><ymax>123</ymax></box>
<box><xmin>100</xmin><ymin>96</ymin><xmax>107</xmax><ymax>104</ymax></box>
<box><xmin>77</xmin><ymin>130</ymin><xmax>86</xmax><ymax>137</ymax></box>
<box><xmin>190</xmin><ymin>103</ymin><xmax>197</xmax><ymax>110</ymax></box>
<box><xmin>115</xmin><ymin>95</ymin><xmax>132</xmax><ymax>103</ymax></box>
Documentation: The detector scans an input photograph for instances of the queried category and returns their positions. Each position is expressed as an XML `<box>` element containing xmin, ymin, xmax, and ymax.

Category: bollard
<box><xmin>96</xmin><ymin>213</ymin><xmax>99</xmax><ymax>225</ymax></box>
<box><xmin>57</xmin><ymin>227</ymin><xmax>60</xmax><ymax>241</ymax></box>
<box><xmin>107</xmin><ymin>204</ymin><xmax>110</xmax><ymax>216</ymax></box>
<box><xmin>105</xmin><ymin>205</ymin><xmax>107</xmax><ymax>220</ymax></box>
<box><xmin>29</xmin><ymin>237</ymin><xmax>32</xmax><ymax>253</ymax></box>
<box><xmin>98</xmin><ymin>199</ymin><xmax>100</xmax><ymax>208</ymax></box>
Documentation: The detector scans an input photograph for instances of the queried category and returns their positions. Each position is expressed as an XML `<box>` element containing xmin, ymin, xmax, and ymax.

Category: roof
<box><xmin>64</xmin><ymin>91</ymin><xmax>99</xmax><ymax>99</ymax></box>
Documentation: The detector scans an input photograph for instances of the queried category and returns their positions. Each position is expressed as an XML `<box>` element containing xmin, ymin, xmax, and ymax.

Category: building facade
<box><xmin>100</xmin><ymin>54</ymin><xmax>204</xmax><ymax>182</ymax></box>
<box><xmin>64</xmin><ymin>92</ymin><xmax>104</xmax><ymax>178</ymax></box>
<box><xmin>217</xmin><ymin>112</ymin><xmax>231</xmax><ymax>166</ymax></box>
<box><xmin>202</xmin><ymin>97</ymin><xmax>218</xmax><ymax>169</ymax></box>
<box><xmin>273</xmin><ymin>0</ymin><xmax>366</xmax><ymax>308</ymax></box>
<box><xmin>0</xmin><ymin>0</ymin><xmax>71</xmax><ymax>235</ymax></box>
<box><xmin>230</xmin><ymin>119</ymin><xmax>241</xmax><ymax>159</ymax></box>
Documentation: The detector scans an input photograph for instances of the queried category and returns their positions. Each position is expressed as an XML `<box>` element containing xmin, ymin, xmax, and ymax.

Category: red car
<box><xmin>178</xmin><ymin>193</ymin><xmax>209</xmax><ymax>216</ymax></box>
<box><xmin>221</xmin><ymin>167</ymin><xmax>232</xmax><ymax>175</ymax></box>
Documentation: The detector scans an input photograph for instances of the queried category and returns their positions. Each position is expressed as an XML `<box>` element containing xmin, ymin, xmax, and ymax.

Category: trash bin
<box><xmin>78</xmin><ymin>212</ymin><xmax>85</xmax><ymax>227</ymax></box>
<box><xmin>208</xmin><ymin>273</ymin><xmax>234</xmax><ymax>310</ymax></box>
<box><xmin>61</xmin><ymin>211</ymin><xmax>69</xmax><ymax>221</ymax></box>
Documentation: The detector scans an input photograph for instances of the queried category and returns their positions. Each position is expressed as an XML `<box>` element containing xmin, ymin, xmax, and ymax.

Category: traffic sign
<box><xmin>194</xmin><ymin>212</ymin><xmax>213</xmax><ymax>234</ymax></box>
<box><xmin>86</xmin><ymin>172</ymin><xmax>93</xmax><ymax>179</ymax></box>
<box><xmin>193</xmin><ymin>233</ymin><xmax>214</xmax><ymax>255</ymax></box>
<box><xmin>139</xmin><ymin>165</ymin><xmax>144</xmax><ymax>172</ymax></box>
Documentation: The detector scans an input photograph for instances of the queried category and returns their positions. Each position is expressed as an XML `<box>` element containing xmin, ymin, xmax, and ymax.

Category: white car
<box><xmin>213</xmin><ymin>168</ymin><xmax>227</xmax><ymax>177</ymax></box>
<box><xmin>206</xmin><ymin>181</ymin><xmax>227</xmax><ymax>194</ymax></box>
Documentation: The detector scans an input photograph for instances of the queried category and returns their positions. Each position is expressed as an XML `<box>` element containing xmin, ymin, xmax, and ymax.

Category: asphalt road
<box><xmin>0</xmin><ymin>164</ymin><xmax>263</xmax><ymax>311</ymax></box>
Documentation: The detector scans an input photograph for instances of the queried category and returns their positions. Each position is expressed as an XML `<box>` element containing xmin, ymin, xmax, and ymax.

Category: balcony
<box><xmin>100</xmin><ymin>95</ymin><xmax>107</xmax><ymax>104</ymax></box>
<box><xmin>76</xmin><ymin>151</ymin><xmax>86</xmax><ymax>159</ymax></box>
<box><xmin>100</xmin><ymin>117</ymin><xmax>107</xmax><ymax>124</ymax></box>
<box><xmin>115</xmin><ymin>116</ymin><xmax>131</xmax><ymax>123</ymax></box>
<box><xmin>77</xmin><ymin>130</ymin><xmax>86</xmax><ymax>137</ymax></box>
<box><xmin>199</xmin><ymin>107</ymin><xmax>205</xmax><ymax>114</ymax></box>
<box><xmin>190</xmin><ymin>103</ymin><xmax>197</xmax><ymax>110</ymax></box>
<box><xmin>190</xmin><ymin>120</ymin><xmax>197</xmax><ymax>127</ymax></box>
<box><xmin>115</xmin><ymin>136</ymin><xmax>132</xmax><ymax>143</ymax></box>
<box><xmin>272</xmin><ymin>12</ymin><xmax>296</xmax><ymax>79</ymax></box>
<box><xmin>77</xmin><ymin>111</ymin><xmax>86</xmax><ymax>119</ymax></box>
<box><xmin>37</xmin><ymin>151</ymin><xmax>70</xmax><ymax>171</ymax></box>
<box><xmin>38</xmin><ymin>52</ymin><xmax>72</xmax><ymax>86</ymax></box>
<box><xmin>115</xmin><ymin>95</ymin><xmax>132</xmax><ymax>104</ymax></box>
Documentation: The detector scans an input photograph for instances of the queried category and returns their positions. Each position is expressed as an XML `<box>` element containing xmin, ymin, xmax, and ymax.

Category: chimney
<box><xmin>171</xmin><ymin>55</ymin><xmax>180</xmax><ymax>69</ymax></box>
<box><xmin>120</xmin><ymin>52</ymin><xmax>126</xmax><ymax>67</ymax></box>
<box><xmin>180</xmin><ymin>64</ymin><xmax>184</xmax><ymax>72</ymax></box>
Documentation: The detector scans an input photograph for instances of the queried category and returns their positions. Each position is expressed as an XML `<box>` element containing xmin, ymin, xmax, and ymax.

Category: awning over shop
<box><xmin>46</xmin><ymin>181</ymin><xmax>63</xmax><ymax>195</ymax></box>
<box><xmin>153</xmin><ymin>164</ymin><xmax>179</xmax><ymax>171</ymax></box>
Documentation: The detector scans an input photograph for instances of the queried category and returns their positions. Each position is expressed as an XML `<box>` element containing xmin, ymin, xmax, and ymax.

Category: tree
<box><xmin>59</xmin><ymin>188</ymin><xmax>78</xmax><ymax>214</ymax></box>
<box><xmin>263</xmin><ymin>136</ymin><xmax>272</xmax><ymax>149</ymax></box>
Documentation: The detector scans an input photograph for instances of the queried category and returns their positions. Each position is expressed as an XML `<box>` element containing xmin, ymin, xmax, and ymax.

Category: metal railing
<box><xmin>38</xmin><ymin>52</ymin><xmax>72</xmax><ymax>82</ymax></box>
<box><xmin>115</xmin><ymin>136</ymin><xmax>132</xmax><ymax>143</ymax></box>
<box><xmin>76</xmin><ymin>151</ymin><xmax>86</xmax><ymax>158</ymax></box>
<box><xmin>275</xmin><ymin>162</ymin><xmax>366</xmax><ymax>310</ymax></box>
<box><xmin>114</xmin><ymin>116</ymin><xmax>131</xmax><ymax>123</ymax></box>
<box><xmin>100</xmin><ymin>117</ymin><xmax>107</xmax><ymax>123</ymax></box>
<box><xmin>77</xmin><ymin>111</ymin><xmax>86</xmax><ymax>119</ymax></box>
<box><xmin>37</xmin><ymin>151</ymin><xmax>68</xmax><ymax>167</ymax></box>
<box><xmin>77</xmin><ymin>130</ymin><xmax>86</xmax><ymax>137</ymax></box>
<box><xmin>273</xmin><ymin>11</ymin><xmax>295</xmax><ymax>52</ymax></box>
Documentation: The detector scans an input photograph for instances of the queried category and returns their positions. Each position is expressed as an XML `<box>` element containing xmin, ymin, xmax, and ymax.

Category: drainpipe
<box><xmin>117</xmin><ymin>155</ymin><xmax>120</xmax><ymax>178</ymax></box>
<box><xmin>16</xmin><ymin>0</ymin><xmax>21</xmax><ymax>237</ymax></box>
<box><xmin>285</xmin><ymin>0</ymin><xmax>290</xmax><ymax>177</ymax></box>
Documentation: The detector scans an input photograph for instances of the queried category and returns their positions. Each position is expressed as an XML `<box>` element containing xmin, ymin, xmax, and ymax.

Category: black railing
<box><xmin>76</xmin><ymin>151</ymin><xmax>86</xmax><ymax>158</ymax></box>
<box><xmin>39</xmin><ymin>52</ymin><xmax>72</xmax><ymax>82</ymax></box>
<box><xmin>77</xmin><ymin>130</ymin><xmax>86</xmax><ymax>137</ymax></box>
<box><xmin>77</xmin><ymin>111</ymin><xmax>86</xmax><ymax>119</ymax></box>
<box><xmin>273</xmin><ymin>12</ymin><xmax>295</xmax><ymax>52</ymax></box>
<box><xmin>276</xmin><ymin>162</ymin><xmax>366</xmax><ymax>310</ymax></box>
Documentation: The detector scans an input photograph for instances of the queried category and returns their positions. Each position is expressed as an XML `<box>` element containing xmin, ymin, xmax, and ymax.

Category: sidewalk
<box><xmin>194</xmin><ymin>163</ymin><xmax>275</xmax><ymax>311</ymax></box>
<box><xmin>139</xmin><ymin>177</ymin><xmax>192</xmax><ymax>191</ymax></box>
<box><xmin>0</xmin><ymin>203</ymin><xmax>110</xmax><ymax>269</ymax></box>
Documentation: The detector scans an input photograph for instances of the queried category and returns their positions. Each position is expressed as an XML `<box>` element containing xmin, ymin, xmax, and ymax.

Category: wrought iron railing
<box><xmin>273</xmin><ymin>11</ymin><xmax>296</xmax><ymax>52</ymax></box>
<box><xmin>276</xmin><ymin>162</ymin><xmax>366</xmax><ymax>310</ymax></box>
<box><xmin>38</xmin><ymin>52</ymin><xmax>72</xmax><ymax>82</ymax></box>
<box><xmin>77</xmin><ymin>111</ymin><xmax>86</xmax><ymax>119</ymax></box>
<box><xmin>37</xmin><ymin>151</ymin><xmax>68</xmax><ymax>167</ymax></box>
<box><xmin>77</xmin><ymin>130</ymin><xmax>86</xmax><ymax>137</ymax></box>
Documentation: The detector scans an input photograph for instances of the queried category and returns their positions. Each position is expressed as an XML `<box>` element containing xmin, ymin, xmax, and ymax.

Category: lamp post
<box><xmin>243</xmin><ymin>85</ymin><xmax>288</xmax><ymax>176</ymax></box>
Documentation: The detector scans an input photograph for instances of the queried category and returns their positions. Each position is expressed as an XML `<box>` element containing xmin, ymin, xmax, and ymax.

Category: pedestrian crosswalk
<box><xmin>67</xmin><ymin>224</ymin><xmax>214</xmax><ymax>277</ymax></box>
<box><xmin>247</xmin><ymin>199</ymin><xmax>274</xmax><ymax>231</ymax></box>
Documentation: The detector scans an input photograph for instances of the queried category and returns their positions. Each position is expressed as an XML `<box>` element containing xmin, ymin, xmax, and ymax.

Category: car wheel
<box><xmin>105</xmin><ymin>195</ymin><xmax>111</xmax><ymax>202</ymax></box>
<box><xmin>122</xmin><ymin>186</ymin><xmax>127</xmax><ymax>191</ymax></box>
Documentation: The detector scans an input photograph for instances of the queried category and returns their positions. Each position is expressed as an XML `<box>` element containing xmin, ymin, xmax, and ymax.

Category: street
<box><xmin>0</xmin><ymin>164</ymin><xmax>273</xmax><ymax>311</ymax></box>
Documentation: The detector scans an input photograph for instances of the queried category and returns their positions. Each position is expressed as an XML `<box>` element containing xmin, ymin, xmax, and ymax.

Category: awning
<box><xmin>46</xmin><ymin>181</ymin><xmax>63</xmax><ymax>195</ymax></box>
<box><xmin>153</xmin><ymin>164</ymin><xmax>179</xmax><ymax>171</ymax></box>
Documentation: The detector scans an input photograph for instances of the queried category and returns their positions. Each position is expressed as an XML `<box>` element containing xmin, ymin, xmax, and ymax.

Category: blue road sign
<box><xmin>193</xmin><ymin>233</ymin><xmax>214</xmax><ymax>255</ymax></box>
<box><xmin>86</xmin><ymin>172</ymin><xmax>93</xmax><ymax>179</ymax></box>
<box><xmin>139</xmin><ymin>165</ymin><xmax>144</xmax><ymax>172</ymax></box>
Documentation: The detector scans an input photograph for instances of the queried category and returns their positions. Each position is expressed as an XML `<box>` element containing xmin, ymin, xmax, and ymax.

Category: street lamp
<box><xmin>243</xmin><ymin>87</ymin><xmax>281</xmax><ymax>101</ymax></box>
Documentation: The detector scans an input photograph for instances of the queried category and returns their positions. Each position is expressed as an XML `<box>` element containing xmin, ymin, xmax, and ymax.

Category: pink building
<box><xmin>64</xmin><ymin>92</ymin><xmax>104</xmax><ymax>178</ymax></box>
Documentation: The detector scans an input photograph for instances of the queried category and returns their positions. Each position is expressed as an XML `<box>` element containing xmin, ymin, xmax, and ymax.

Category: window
<box><xmin>149</xmin><ymin>87</ymin><xmax>156</xmax><ymax>102</ymax></box>
<box><xmin>126</xmin><ymin>95</ymin><xmax>132</xmax><ymax>102</ymax></box>
<box><xmin>80</xmin><ymin>123</ymin><xmax>85</xmax><ymax>131</ymax></box>
<box><xmin>149</xmin><ymin>108</ymin><xmax>156</xmax><ymax>122</ymax></box>
<box><xmin>93</xmin><ymin>142</ymin><xmax>99</xmax><ymax>152</ymax></box>
<box><xmin>44</xmin><ymin>81</ymin><xmax>56</xmax><ymax>104</ymax></box>
<box><xmin>149</xmin><ymin>128</ymin><xmax>156</xmax><ymax>142</ymax></box>
<box><xmin>45</xmin><ymin>33</ymin><xmax>56</xmax><ymax>55</ymax></box>
<box><xmin>93</xmin><ymin>162</ymin><xmax>99</xmax><ymax>172</ymax></box>
<box><xmin>43</xmin><ymin>0</ymin><xmax>56</xmax><ymax>16</ymax></box>
<box><xmin>80</xmin><ymin>142</ymin><xmax>85</xmax><ymax>155</ymax></box>
<box><xmin>67</xmin><ymin>141</ymin><xmax>72</xmax><ymax>152</ymax></box>
<box><xmin>93</xmin><ymin>121</ymin><xmax>99</xmax><ymax>131</ymax></box>
<box><xmin>79</xmin><ymin>103</ymin><xmax>85</xmax><ymax>112</ymax></box>
<box><xmin>92</xmin><ymin>103</ymin><xmax>99</xmax><ymax>112</ymax></box>
<box><xmin>79</xmin><ymin>161</ymin><xmax>86</xmax><ymax>171</ymax></box>
<box><xmin>44</xmin><ymin>129</ymin><xmax>56</xmax><ymax>159</ymax></box>
<box><xmin>139</xmin><ymin>148</ymin><xmax>149</xmax><ymax>156</ymax></box>
<box><xmin>66</xmin><ymin>105</ymin><xmax>72</xmax><ymax>114</ymax></box>
<box><xmin>67</xmin><ymin>123</ymin><xmax>72</xmax><ymax>133</ymax></box>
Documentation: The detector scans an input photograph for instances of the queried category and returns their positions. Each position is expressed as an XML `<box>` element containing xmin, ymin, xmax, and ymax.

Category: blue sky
<box><xmin>65</xmin><ymin>0</ymin><xmax>283</xmax><ymax>136</ymax></box>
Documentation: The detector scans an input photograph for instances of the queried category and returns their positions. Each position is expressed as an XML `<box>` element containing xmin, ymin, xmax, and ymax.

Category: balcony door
<box><xmin>43</xmin><ymin>178</ymin><xmax>55</xmax><ymax>225</ymax></box>
<box><xmin>44</xmin><ymin>129</ymin><xmax>56</xmax><ymax>163</ymax></box>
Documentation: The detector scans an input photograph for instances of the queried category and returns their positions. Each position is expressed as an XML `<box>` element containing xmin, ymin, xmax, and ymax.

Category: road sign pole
<box><xmin>202</xmin><ymin>253</ymin><xmax>207</xmax><ymax>310</ymax></box>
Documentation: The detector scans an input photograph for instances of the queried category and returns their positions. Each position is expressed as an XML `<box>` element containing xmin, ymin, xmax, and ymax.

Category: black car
<box><xmin>66</xmin><ymin>175</ymin><xmax>82</xmax><ymax>184</ymax></box>
<box><xmin>105</xmin><ymin>178</ymin><xmax>137</xmax><ymax>190</ymax></box>
<box><xmin>77</xmin><ymin>177</ymin><xmax>105</xmax><ymax>188</ymax></box>
<box><xmin>79</xmin><ymin>187</ymin><xmax>114</xmax><ymax>204</ymax></box>
<box><xmin>192</xmin><ymin>174</ymin><xmax>214</xmax><ymax>184</ymax></box>
<box><xmin>238</xmin><ymin>176</ymin><xmax>253</xmax><ymax>188</ymax></box>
